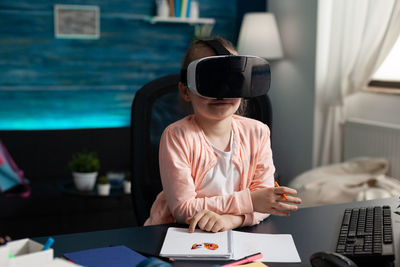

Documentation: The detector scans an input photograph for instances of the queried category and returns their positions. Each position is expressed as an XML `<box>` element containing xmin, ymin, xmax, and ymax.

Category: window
<box><xmin>367</xmin><ymin>35</ymin><xmax>400</xmax><ymax>93</ymax></box>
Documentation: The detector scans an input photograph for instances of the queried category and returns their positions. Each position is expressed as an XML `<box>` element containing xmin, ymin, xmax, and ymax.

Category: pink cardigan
<box><xmin>144</xmin><ymin>115</ymin><xmax>275</xmax><ymax>226</ymax></box>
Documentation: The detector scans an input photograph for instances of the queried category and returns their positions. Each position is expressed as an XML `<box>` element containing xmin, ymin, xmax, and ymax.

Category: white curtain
<box><xmin>313</xmin><ymin>0</ymin><xmax>400</xmax><ymax>167</ymax></box>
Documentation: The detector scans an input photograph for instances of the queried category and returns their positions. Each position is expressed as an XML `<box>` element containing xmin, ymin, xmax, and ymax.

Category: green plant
<box><xmin>68</xmin><ymin>151</ymin><xmax>100</xmax><ymax>173</ymax></box>
<box><xmin>97</xmin><ymin>175</ymin><xmax>109</xmax><ymax>185</ymax></box>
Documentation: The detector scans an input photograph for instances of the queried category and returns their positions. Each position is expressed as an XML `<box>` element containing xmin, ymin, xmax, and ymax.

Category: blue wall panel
<box><xmin>0</xmin><ymin>0</ymin><xmax>242</xmax><ymax>130</ymax></box>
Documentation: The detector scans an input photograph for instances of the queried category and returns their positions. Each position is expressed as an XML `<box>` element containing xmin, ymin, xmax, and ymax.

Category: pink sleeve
<box><xmin>249</xmin><ymin>126</ymin><xmax>275</xmax><ymax>191</ymax></box>
<box><xmin>242</xmin><ymin>125</ymin><xmax>275</xmax><ymax>227</ymax></box>
<box><xmin>242</xmin><ymin>212</ymin><xmax>270</xmax><ymax>226</ymax></box>
<box><xmin>159</xmin><ymin>127</ymin><xmax>254</xmax><ymax>224</ymax></box>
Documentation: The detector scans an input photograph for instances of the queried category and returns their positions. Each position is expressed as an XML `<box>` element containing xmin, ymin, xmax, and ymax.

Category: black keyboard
<box><xmin>336</xmin><ymin>206</ymin><xmax>395</xmax><ymax>265</ymax></box>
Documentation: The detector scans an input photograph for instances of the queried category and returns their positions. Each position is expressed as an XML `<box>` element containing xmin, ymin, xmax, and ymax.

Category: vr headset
<box><xmin>181</xmin><ymin>39</ymin><xmax>271</xmax><ymax>100</ymax></box>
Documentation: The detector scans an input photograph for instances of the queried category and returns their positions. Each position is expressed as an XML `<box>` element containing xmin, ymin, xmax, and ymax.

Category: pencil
<box><xmin>221</xmin><ymin>252</ymin><xmax>263</xmax><ymax>267</ymax></box>
<box><xmin>274</xmin><ymin>181</ymin><xmax>288</xmax><ymax>200</ymax></box>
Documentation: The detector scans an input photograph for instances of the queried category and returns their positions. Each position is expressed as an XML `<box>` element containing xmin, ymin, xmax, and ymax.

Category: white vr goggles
<box><xmin>184</xmin><ymin>55</ymin><xmax>271</xmax><ymax>100</ymax></box>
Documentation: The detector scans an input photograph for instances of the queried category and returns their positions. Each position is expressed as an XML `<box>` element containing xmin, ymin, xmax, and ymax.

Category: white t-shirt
<box><xmin>198</xmin><ymin>132</ymin><xmax>240</xmax><ymax>196</ymax></box>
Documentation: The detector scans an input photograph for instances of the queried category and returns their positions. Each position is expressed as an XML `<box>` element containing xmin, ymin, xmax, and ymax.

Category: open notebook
<box><xmin>160</xmin><ymin>227</ymin><xmax>301</xmax><ymax>262</ymax></box>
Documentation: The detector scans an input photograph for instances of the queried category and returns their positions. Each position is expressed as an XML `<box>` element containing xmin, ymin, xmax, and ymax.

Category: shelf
<box><xmin>149</xmin><ymin>16</ymin><xmax>215</xmax><ymax>25</ymax></box>
<box><xmin>147</xmin><ymin>16</ymin><xmax>215</xmax><ymax>37</ymax></box>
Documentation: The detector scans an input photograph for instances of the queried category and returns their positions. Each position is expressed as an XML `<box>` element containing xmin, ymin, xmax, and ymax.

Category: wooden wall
<box><xmin>0</xmin><ymin>0</ymin><xmax>265</xmax><ymax>181</ymax></box>
<box><xmin>0</xmin><ymin>0</ymin><xmax>238</xmax><ymax>91</ymax></box>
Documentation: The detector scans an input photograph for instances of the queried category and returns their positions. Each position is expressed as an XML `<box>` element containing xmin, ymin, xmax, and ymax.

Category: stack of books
<box><xmin>167</xmin><ymin>0</ymin><xmax>195</xmax><ymax>18</ymax></box>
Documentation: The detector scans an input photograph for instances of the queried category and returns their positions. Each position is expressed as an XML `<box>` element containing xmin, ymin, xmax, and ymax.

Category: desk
<box><xmin>34</xmin><ymin>197</ymin><xmax>400</xmax><ymax>267</ymax></box>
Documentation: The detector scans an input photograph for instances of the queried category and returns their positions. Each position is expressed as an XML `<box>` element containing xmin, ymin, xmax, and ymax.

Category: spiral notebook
<box><xmin>160</xmin><ymin>227</ymin><xmax>301</xmax><ymax>262</ymax></box>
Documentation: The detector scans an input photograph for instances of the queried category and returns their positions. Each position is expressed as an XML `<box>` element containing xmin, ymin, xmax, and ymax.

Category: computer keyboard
<box><xmin>336</xmin><ymin>206</ymin><xmax>395</xmax><ymax>265</ymax></box>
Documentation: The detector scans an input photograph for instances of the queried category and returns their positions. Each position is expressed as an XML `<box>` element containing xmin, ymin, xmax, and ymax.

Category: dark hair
<box><xmin>181</xmin><ymin>37</ymin><xmax>236</xmax><ymax>70</ymax></box>
<box><xmin>179</xmin><ymin>36</ymin><xmax>248</xmax><ymax>116</ymax></box>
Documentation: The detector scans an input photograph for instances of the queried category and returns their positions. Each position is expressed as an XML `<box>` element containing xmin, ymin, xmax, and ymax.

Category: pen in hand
<box><xmin>274</xmin><ymin>181</ymin><xmax>288</xmax><ymax>200</ymax></box>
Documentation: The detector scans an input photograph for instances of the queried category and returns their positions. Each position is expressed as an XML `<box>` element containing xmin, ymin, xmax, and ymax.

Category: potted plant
<box><xmin>123</xmin><ymin>171</ymin><xmax>131</xmax><ymax>194</ymax></box>
<box><xmin>97</xmin><ymin>175</ymin><xmax>111</xmax><ymax>196</ymax></box>
<box><xmin>68</xmin><ymin>151</ymin><xmax>100</xmax><ymax>191</ymax></box>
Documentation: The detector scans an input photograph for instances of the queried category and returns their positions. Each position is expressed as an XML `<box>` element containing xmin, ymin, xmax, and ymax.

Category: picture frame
<box><xmin>54</xmin><ymin>4</ymin><xmax>100</xmax><ymax>39</ymax></box>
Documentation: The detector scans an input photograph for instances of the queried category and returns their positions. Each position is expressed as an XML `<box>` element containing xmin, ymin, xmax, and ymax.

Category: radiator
<box><xmin>344</xmin><ymin>118</ymin><xmax>400</xmax><ymax>180</ymax></box>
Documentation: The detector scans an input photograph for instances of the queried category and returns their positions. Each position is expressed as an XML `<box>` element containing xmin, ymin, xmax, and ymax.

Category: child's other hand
<box><xmin>186</xmin><ymin>210</ymin><xmax>226</xmax><ymax>233</ymax></box>
<box><xmin>250</xmin><ymin>186</ymin><xmax>302</xmax><ymax>216</ymax></box>
<box><xmin>186</xmin><ymin>210</ymin><xmax>243</xmax><ymax>233</ymax></box>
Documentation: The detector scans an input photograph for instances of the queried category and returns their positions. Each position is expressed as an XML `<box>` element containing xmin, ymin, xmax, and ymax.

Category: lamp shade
<box><xmin>237</xmin><ymin>12</ymin><xmax>284</xmax><ymax>60</ymax></box>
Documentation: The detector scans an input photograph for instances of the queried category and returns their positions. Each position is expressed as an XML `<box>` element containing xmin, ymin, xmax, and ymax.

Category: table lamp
<box><xmin>237</xmin><ymin>12</ymin><xmax>284</xmax><ymax>60</ymax></box>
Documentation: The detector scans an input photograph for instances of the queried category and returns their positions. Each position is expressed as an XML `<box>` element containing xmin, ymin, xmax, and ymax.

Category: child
<box><xmin>144</xmin><ymin>37</ymin><xmax>301</xmax><ymax>233</ymax></box>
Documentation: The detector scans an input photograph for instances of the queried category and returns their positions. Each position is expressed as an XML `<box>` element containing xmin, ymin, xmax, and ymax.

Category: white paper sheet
<box><xmin>232</xmin><ymin>231</ymin><xmax>301</xmax><ymax>262</ymax></box>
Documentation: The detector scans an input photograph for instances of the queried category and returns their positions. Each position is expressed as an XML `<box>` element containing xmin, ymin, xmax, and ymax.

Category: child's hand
<box><xmin>186</xmin><ymin>210</ymin><xmax>244</xmax><ymax>233</ymax></box>
<box><xmin>250</xmin><ymin>186</ymin><xmax>302</xmax><ymax>216</ymax></box>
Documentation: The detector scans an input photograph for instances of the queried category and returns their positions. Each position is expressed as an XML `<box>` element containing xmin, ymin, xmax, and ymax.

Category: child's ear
<box><xmin>178</xmin><ymin>82</ymin><xmax>191</xmax><ymax>102</ymax></box>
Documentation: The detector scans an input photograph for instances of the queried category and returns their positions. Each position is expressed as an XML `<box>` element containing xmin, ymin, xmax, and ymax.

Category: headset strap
<box><xmin>181</xmin><ymin>39</ymin><xmax>232</xmax><ymax>84</ymax></box>
<box><xmin>197</xmin><ymin>38</ymin><xmax>232</xmax><ymax>56</ymax></box>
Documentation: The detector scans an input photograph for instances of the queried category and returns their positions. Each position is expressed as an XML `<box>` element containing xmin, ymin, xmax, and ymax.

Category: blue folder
<box><xmin>64</xmin><ymin>245</ymin><xmax>146</xmax><ymax>267</ymax></box>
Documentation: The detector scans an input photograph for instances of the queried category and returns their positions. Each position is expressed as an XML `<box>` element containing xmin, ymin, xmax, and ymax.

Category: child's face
<box><xmin>188</xmin><ymin>92</ymin><xmax>241</xmax><ymax>122</ymax></box>
<box><xmin>179</xmin><ymin>46</ymin><xmax>241</xmax><ymax>122</ymax></box>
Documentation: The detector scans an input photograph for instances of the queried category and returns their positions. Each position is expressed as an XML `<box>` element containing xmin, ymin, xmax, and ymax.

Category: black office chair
<box><xmin>130</xmin><ymin>73</ymin><xmax>273</xmax><ymax>226</ymax></box>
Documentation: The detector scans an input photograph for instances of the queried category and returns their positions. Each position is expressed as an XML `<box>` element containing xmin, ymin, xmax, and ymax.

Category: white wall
<box><xmin>346</xmin><ymin>92</ymin><xmax>400</xmax><ymax>126</ymax></box>
<box><xmin>268</xmin><ymin>0</ymin><xmax>318</xmax><ymax>185</ymax></box>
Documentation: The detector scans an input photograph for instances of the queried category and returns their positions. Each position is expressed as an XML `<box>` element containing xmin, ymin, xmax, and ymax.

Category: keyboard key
<box><xmin>337</xmin><ymin>244</ymin><xmax>346</xmax><ymax>251</ymax></box>
<box><xmin>343</xmin><ymin>210</ymin><xmax>352</xmax><ymax>225</ymax></box>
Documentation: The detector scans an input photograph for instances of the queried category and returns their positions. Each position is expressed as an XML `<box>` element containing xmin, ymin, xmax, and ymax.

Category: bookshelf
<box><xmin>149</xmin><ymin>16</ymin><xmax>215</xmax><ymax>25</ymax></box>
<box><xmin>147</xmin><ymin>16</ymin><xmax>215</xmax><ymax>37</ymax></box>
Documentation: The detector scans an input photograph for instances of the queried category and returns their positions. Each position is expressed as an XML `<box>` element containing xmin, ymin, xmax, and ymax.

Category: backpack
<box><xmin>0</xmin><ymin>139</ymin><xmax>30</xmax><ymax>197</ymax></box>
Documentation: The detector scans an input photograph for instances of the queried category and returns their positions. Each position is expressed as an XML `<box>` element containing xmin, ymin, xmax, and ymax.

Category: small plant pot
<box><xmin>72</xmin><ymin>172</ymin><xmax>98</xmax><ymax>191</ymax></box>
<box><xmin>123</xmin><ymin>180</ymin><xmax>131</xmax><ymax>194</ymax></box>
<box><xmin>97</xmin><ymin>183</ymin><xmax>111</xmax><ymax>196</ymax></box>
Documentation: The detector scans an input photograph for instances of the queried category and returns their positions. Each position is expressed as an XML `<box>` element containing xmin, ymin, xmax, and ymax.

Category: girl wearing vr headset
<box><xmin>145</xmin><ymin>37</ymin><xmax>301</xmax><ymax>232</ymax></box>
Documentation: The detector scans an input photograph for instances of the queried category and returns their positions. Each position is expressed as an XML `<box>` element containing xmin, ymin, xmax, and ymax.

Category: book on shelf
<box><xmin>168</xmin><ymin>0</ymin><xmax>174</xmax><ymax>17</ymax></box>
<box><xmin>170</xmin><ymin>0</ymin><xmax>191</xmax><ymax>18</ymax></box>
<box><xmin>174</xmin><ymin>0</ymin><xmax>180</xmax><ymax>18</ymax></box>
<box><xmin>180</xmin><ymin>0</ymin><xmax>187</xmax><ymax>18</ymax></box>
<box><xmin>186</xmin><ymin>0</ymin><xmax>192</xmax><ymax>17</ymax></box>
